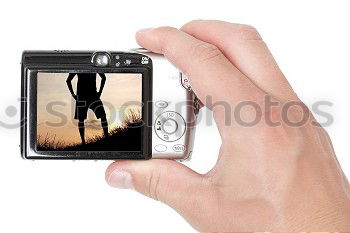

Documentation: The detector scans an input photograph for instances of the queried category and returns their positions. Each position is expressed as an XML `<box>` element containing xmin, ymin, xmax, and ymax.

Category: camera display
<box><xmin>21</xmin><ymin>50</ymin><xmax>197</xmax><ymax>160</ymax></box>
<box><xmin>36</xmin><ymin>72</ymin><xmax>142</xmax><ymax>152</ymax></box>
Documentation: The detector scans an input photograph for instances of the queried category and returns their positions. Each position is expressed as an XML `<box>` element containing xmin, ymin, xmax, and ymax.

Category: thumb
<box><xmin>105</xmin><ymin>160</ymin><xmax>209</xmax><ymax>214</ymax></box>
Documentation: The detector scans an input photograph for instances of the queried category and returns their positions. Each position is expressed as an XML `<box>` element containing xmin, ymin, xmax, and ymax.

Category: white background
<box><xmin>1</xmin><ymin>0</ymin><xmax>350</xmax><ymax>232</ymax></box>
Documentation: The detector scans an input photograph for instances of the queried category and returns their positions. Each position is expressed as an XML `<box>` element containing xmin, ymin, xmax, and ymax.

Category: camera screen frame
<box><xmin>22</xmin><ymin>67</ymin><xmax>152</xmax><ymax>160</ymax></box>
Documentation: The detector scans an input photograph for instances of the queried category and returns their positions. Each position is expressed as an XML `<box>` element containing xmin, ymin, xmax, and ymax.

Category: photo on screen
<box><xmin>36</xmin><ymin>72</ymin><xmax>142</xmax><ymax>151</ymax></box>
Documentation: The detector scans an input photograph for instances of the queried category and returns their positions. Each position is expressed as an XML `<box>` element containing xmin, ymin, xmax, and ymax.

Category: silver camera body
<box><xmin>21</xmin><ymin>50</ymin><xmax>198</xmax><ymax>160</ymax></box>
<box><xmin>140</xmin><ymin>50</ymin><xmax>198</xmax><ymax>160</ymax></box>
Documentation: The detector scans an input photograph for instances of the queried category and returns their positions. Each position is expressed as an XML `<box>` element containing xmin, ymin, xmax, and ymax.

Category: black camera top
<box><xmin>22</xmin><ymin>50</ymin><xmax>153</xmax><ymax>70</ymax></box>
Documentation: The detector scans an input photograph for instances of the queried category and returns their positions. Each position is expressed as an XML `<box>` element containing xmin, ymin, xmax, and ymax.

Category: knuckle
<box><xmin>156</xmin><ymin>26</ymin><xmax>178</xmax><ymax>35</ymax></box>
<box><xmin>146</xmin><ymin>170</ymin><xmax>163</xmax><ymax>201</ymax></box>
<box><xmin>282</xmin><ymin>101</ymin><xmax>312</xmax><ymax>127</ymax></box>
<box><xmin>191</xmin><ymin>42</ymin><xmax>223</xmax><ymax>63</ymax></box>
<box><xmin>181</xmin><ymin>19</ymin><xmax>203</xmax><ymax>30</ymax></box>
<box><xmin>264</xmin><ymin>104</ymin><xmax>284</xmax><ymax>125</ymax></box>
<box><xmin>235</xmin><ymin>24</ymin><xmax>262</xmax><ymax>41</ymax></box>
<box><xmin>153</xmin><ymin>26</ymin><xmax>178</xmax><ymax>54</ymax></box>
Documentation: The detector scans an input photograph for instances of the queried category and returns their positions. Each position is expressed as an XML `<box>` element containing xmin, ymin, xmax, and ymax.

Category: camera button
<box><xmin>162</xmin><ymin>119</ymin><xmax>178</xmax><ymax>135</ymax></box>
<box><xmin>154</xmin><ymin>144</ymin><xmax>167</xmax><ymax>152</ymax></box>
<box><xmin>155</xmin><ymin>100</ymin><xmax>168</xmax><ymax>108</ymax></box>
<box><xmin>155</xmin><ymin>111</ymin><xmax>186</xmax><ymax>142</ymax></box>
<box><xmin>173</xmin><ymin>144</ymin><xmax>185</xmax><ymax>152</ymax></box>
<box><xmin>124</xmin><ymin>59</ymin><xmax>132</xmax><ymax>65</ymax></box>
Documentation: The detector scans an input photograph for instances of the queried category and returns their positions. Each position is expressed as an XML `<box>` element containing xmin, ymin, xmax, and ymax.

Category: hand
<box><xmin>105</xmin><ymin>20</ymin><xmax>350</xmax><ymax>231</ymax></box>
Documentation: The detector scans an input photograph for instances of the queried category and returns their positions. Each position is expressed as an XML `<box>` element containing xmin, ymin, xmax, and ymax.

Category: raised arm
<box><xmin>98</xmin><ymin>73</ymin><xmax>106</xmax><ymax>96</ymax></box>
<box><xmin>66</xmin><ymin>73</ymin><xmax>76</xmax><ymax>99</ymax></box>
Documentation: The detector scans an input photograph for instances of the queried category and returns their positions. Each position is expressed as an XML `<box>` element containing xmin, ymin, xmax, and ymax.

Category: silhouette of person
<box><xmin>66</xmin><ymin>73</ymin><xmax>108</xmax><ymax>145</ymax></box>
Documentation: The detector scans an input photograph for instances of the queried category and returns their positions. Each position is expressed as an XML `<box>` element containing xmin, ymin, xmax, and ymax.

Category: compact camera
<box><xmin>21</xmin><ymin>50</ymin><xmax>199</xmax><ymax>160</ymax></box>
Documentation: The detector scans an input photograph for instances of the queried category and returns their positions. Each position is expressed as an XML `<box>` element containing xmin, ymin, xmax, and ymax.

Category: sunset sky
<box><xmin>37</xmin><ymin>72</ymin><xmax>142</xmax><ymax>146</ymax></box>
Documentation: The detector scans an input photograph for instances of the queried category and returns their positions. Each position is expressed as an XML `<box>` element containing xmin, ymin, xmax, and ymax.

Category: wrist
<box><xmin>285</xmin><ymin>200</ymin><xmax>350</xmax><ymax>230</ymax></box>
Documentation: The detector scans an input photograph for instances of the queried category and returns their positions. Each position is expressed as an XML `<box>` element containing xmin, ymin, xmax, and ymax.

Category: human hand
<box><xmin>105</xmin><ymin>20</ymin><xmax>350</xmax><ymax>231</ymax></box>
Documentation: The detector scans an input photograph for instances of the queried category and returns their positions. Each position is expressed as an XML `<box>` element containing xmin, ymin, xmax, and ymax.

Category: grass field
<box><xmin>37</xmin><ymin>109</ymin><xmax>142</xmax><ymax>151</ymax></box>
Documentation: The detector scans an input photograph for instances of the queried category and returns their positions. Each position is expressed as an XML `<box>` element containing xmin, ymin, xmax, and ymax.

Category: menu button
<box><xmin>173</xmin><ymin>144</ymin><xmax>185</xmax><ymax>152</ymax></box>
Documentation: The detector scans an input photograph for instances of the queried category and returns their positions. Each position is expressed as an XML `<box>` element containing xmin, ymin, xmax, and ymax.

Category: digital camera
<box><xmin>21</xmin><ymin>50</ymin><xmax>199</xmax><ymax>160</ymax></box>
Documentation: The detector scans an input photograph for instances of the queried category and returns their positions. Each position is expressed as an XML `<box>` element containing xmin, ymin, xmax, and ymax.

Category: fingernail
<box><xmin>107</xmin><ymin>170</ymin><xmax>134</xmax><ymax>190</ymax></box>
<box><xmin>137</xmin><ymin>28</ymin><xmax>154</xmax><ymax>34</ymax></box>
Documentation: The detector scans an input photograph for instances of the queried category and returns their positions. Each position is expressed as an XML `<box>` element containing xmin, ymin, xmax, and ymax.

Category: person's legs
<box><xmin>101</xmin><ymin>115</ymin><xmax>109</xmax><ymax>138</ymax></box>
<box><xmin>78</xmin><ymin>120</ymin><xmax>86</xmax><ymax>144</ymax></box>
<box><xmin>75</xmin><ymin>98</ymin><xmax>88</xmax><ymax>145</ymax></box>
<box><xmin>90</xmin><ymin>99</ymin><xmax>108</xmax><ymax>138</ymax></box>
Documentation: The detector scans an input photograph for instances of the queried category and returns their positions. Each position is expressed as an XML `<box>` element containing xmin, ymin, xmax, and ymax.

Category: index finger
<box><xmin>136</xmin><ymin>27</ymin><xmax>266</xmax><ymax>108</ymax></box>
<box><xmin>181</xmin><ymin>20</ymin><xmax>298</xmax><ymax>102</ymax></box>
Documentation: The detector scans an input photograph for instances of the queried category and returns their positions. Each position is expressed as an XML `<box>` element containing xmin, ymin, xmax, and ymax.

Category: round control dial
<box><xmin>155</xmin><ymin>111</ymin><xmax>186</xmax><ymax>142</ymax></box>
